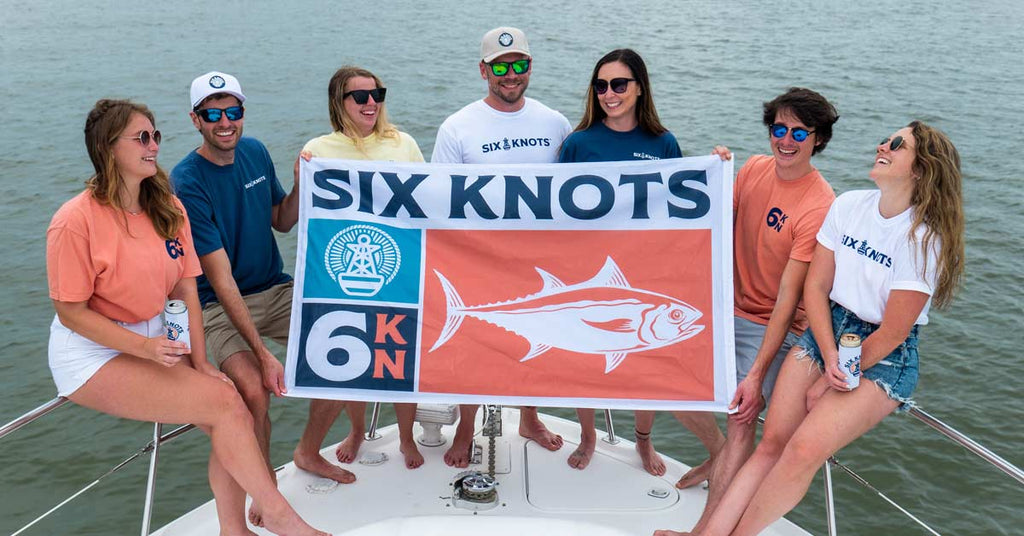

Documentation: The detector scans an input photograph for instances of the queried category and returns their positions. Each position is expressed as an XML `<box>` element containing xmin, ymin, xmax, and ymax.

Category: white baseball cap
<box><xmin>189</xmin><ymin>71</ymin><xmax>246</xmax><ymax>109</ymax></box>
<box><xmin>481</xmin><ymin>27</ymin><xmax>531</xmax><ymax>63</ymax></box>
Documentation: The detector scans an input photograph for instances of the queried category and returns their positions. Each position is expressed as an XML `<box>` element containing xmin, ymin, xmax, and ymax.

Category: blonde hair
<box><xmin>907</xmin><ymin>120</ymin><xmax>964</xmax><ymax>308</ymax></box>
<box><xmin>327</xmin><ymin>66</ymin><xmax>399</xmax><ymax>155</ymax></box>
<box><xmin>84</xmin><ymin>99</ymin><xmax>183</xmax><ymax>239</ymax></box>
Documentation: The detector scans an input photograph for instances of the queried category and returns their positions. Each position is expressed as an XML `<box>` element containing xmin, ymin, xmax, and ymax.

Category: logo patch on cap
<box><xmin>498</xmin><ymin>32</ymin><xmax>513</xmax><ymax>47</ymax></box>
<box><xmin>209</xmin><ymin>75</ymin><xmax>226</xmax><ymax>89</ymax></box>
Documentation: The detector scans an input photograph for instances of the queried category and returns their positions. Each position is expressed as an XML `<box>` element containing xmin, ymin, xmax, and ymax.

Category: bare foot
<box><xmin>294</xmin><ymin>448</ymin><xmax>356</xmax><ymax>484</ymax></box>
<box><xmin>675</xmin><ymin>456</ymin><xmax>713</xmax><ymax>489</ymax></box>
<box><xmin>652</xmin><ymin>530</ymin><xmax>691</xmax><ymax>536</ymax></box>
<box><xmin>335</xmin><ymin>429</ymin><xmax>364</xmax><ymax>463</ymax></box>
<box><xmin>221</xmin><ymin>527</ymin><xmax>259</xmax><ymax>536</ymax></box>
<box><xmin>247</xmin><ymin>503</ymin><xmax>263</xmax><ymax>528</ymax></box>
<box><xmin>444</xmin><ymin>424</ymin><xmax>474</xmax><ymax>468</ymax></box>
<box><xmin>400</xmin><ymin>440</ymin><xmax>425</xmax><ymax>469</ymax></box>
<box><xmin>519</xmin><ymin>415</ymin><xmax>563</xmax><ymax>451</ymax></box>
<box><xmin>260</xmin><ymin>505</ymin><xmax>332</xmax><ymax>536</ymax></box>
<box><xmin>635</xmin><ymin>432</ymin><xmax>666</xmax><ymax>476</ymax></box>
<box><xmin>567</xmin><ymin>436</ymin><xmax>596</xmax><ymax>470</ymax></box>
<box><xmin>219</xmin><ymin>511</ymin><xmax>259</xmax><ymax>536</ymax></box>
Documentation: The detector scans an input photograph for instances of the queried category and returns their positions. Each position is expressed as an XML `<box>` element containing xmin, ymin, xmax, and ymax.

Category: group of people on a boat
<box><xmin>45</xmin><ymin>25</ymin><xmax>964</xmax><ymax>536</ymax></box>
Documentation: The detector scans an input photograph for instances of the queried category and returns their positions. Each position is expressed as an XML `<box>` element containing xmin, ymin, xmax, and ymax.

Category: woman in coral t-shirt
<box><xmin>47</xmin><ymin>99</ymin><xmax>326</xmax><ymax>536</ymax></box>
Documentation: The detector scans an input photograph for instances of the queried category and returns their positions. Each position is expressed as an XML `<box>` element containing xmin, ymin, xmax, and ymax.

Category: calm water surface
<box><xmin>1</xmin><ymin>1</ymin><xmax>1022</xmax><ymax>534</ymax></box>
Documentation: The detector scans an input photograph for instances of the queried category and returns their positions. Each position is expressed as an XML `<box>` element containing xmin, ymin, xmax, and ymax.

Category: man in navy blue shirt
<box><xmin>171</xmin><ymin>71</ymin><xmax>356</xmax><ymax>529</ymax></box>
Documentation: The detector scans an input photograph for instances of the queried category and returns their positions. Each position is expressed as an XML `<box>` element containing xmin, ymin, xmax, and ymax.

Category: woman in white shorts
<box><xmin>47</xmin><ymin>99</ymin><xmax>327</xmax><ymax>536</ymax></box>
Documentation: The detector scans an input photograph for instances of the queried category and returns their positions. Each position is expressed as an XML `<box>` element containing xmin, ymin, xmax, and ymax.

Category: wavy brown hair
<box><xmin>907</xmin><ymin>120</ymin><xmax>964</xmax><ymax>308</ymax></box>
<box><xmin>574</xmin><ymin>49</ymin><xmax>668</xmax><ymax>136</ymax></box>
<box><xmin>327</xmin><ymin>66</ymin><xmax>399</xmax><ymax>154</ymax></box>
<box><xmin>84</xmin><ymin>99</ymin><xmax>183</xmax><ymax>239</ymax></box>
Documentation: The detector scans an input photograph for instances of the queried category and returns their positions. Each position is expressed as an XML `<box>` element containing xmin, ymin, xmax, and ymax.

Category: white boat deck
<box><xmin>153</xmin><ymin>409</ymin><xmax>811</xmax><ymax>535</ymax></box>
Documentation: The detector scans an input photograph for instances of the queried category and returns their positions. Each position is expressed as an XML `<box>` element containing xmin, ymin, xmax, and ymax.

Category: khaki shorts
<box><xmin>203</xmin><ymin>281</ymin><xmax>293</xmax><ymax>367</ymax></box>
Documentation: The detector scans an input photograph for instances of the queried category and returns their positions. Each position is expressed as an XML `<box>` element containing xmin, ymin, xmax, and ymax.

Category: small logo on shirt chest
<box><xmin>766</xmin><ymin>207</ymin><xmax>789</xmax><ymax>232</ymax></box>
<box><xmin>165</xmin><ymin>238</ymin><xmax>185</xmax><ymax>259</ymax></box>
<box><xmin>841</xmin><ymin>235</ymin><xmax>893</xmax><ymax>268</ymax></box>
<box><xmin>480</xmin><ymin>137</ymin><xmax>552</xmax><ymax>153</ymax></box>
<box><xmin>244</xmin><ymin>175</ymin><xmax>267</xmax><ymax>189</ymax></box>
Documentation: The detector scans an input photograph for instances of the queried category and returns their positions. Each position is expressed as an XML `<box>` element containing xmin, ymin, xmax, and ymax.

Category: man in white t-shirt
<box><xmin>431</xmin><ymin>26</ymin><xmax>572</xmax><ymax>467</ymax></box>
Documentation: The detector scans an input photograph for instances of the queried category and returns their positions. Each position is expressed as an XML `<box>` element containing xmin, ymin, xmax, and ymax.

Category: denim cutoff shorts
<box><xmin>796</xmin><ymin>302</ymin><xmax>919</xmax><ymax>412</ymax></box>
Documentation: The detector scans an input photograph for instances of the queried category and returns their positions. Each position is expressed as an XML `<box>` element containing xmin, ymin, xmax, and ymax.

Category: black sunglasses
<box><xmin>880</xmin><ymin>135</ymin><xmax>906</xmax><ymax>151</ymax></box>
<box><xmin>195</xmin><ymin>106</ymin><xmax>244</xmax><ymax>123</ymax></box>
<box><xmin>120</xmin><ymin>129</ymin><xmax>161</xmax><ymax>146</ymax></box>
<box><xmin>594</xmin><ymin>77</ymin><xmax>635</xmax><ymax>95</ymax></box>
<box><xmin>343</xmin><ymin>88</ymin><xmax>387</xmax><ymax>105</ymax></box>
<box><xmin>488</xmin><ymin>59</ymin><xmax>531</xmax><ymax>76</ymax></box>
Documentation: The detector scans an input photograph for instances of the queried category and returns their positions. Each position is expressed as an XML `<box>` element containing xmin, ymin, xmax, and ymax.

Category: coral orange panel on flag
<box><xmin>420</xmin><ymin>230</ymin><xmax>714</xmax><ymax>401</ymax></box>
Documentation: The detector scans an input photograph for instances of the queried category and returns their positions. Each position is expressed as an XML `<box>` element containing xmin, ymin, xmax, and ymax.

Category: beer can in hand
<box><xmin>838</xmin><ymin>333</ymin><xmax>861</xmax><ymax>389</ymax></box>
<box><xmin>163</xmin><ymin>300</ymin><xmax>191</xmax><ymax>352</ymax></box>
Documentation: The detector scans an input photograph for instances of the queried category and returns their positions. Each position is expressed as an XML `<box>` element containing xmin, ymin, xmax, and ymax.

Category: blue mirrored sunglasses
<box><xmin>769</xmin><ymin>123</ymin><xmax>814</xmax><ymax>143</ymax></box>
<box><xmin>195</xmin><ymin>106</ymin><xmax>244</xmax><ymax>123</ymax></box>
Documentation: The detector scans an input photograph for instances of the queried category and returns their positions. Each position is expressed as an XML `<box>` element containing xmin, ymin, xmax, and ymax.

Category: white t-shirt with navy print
<box><xmin>818</xmin><ymin>190</ymin><xmax>939</xmax><ymax>325</ymax></box>
<box><xmin>431</xmin><ymin>98</ymin><xmax>571</xmax><ymax>164</ymax></box>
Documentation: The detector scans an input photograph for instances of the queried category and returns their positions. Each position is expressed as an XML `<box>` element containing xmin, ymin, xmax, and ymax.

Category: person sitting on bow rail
<box><xmin>661</xmin><ymin>121</ymin><xmax>964</xmax><ymax>535</ymax></box>
<box><xmin>47</xmin><ymin>98</ymin><xmax>329</xmax><ymax>536</ymax></box>
<box><xmin>170</xmin><ymin>71</ymin><xmax>356</xmax><ymax>528</ymax></box>
<box><xmin>657</xmin><ymin>87</ymin><xmax>840</xmax><ymax>535</ymax></box>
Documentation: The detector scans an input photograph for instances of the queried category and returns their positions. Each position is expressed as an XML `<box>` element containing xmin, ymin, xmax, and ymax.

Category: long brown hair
<box><xmin>327</xmin><ymin>66</ymin><xmax>399</xmax><ymax>154</ymax></box>
<box><xmin>573</xmin><ymin>49</ymin><xmax>668</xmax><ymax>135</ymax></box>
<box><xmin>84</xmin><ymin>99</ymin><xmax>183</xmax><ymax>240</ymax></box>
<box><xmin>907</xmin><ymin>120</ymin><xmax>964</xmax><ymax>308</ymax></box>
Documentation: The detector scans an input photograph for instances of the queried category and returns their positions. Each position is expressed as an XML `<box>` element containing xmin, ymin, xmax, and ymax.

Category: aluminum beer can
<box><xmin>838</xmin><ymin>333</ymin><xmax>861</xmax><ymax>389</ymax></box>
<box><xmin>163</xmin><ymin>299</ymin><xmax>191</xmax><ymax>351</ymax></box>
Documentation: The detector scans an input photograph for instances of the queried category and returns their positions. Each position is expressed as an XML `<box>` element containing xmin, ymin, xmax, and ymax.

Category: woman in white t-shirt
<box><xmin>298</xmin><ymin>66</ymin><xmax>425</xmax><ymax>471</ymax></box>
<box><xmin>691</xmin><ymin>121</ymin><xmax>964</xmax><ymax>536</ymax></box>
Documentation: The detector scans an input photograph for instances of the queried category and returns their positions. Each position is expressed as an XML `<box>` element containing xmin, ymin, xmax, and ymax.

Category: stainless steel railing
<box><xmin>3</xmin><ymin>398</ymin><xmax>1022</xmax><ymax>535</ymax></box>
<box><xmin>2</xmin><ymin>397</ymin><xmax>195</xmax><ymax>536</ymax></box>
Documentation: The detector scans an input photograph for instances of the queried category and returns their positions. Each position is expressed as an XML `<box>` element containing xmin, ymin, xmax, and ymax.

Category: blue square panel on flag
<box><xmin>304</xmin><ymin>219</ymin><xmax>422</xmax><ymax>304</ymax></box>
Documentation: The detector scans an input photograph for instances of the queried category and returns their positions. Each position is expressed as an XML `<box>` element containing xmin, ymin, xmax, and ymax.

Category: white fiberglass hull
<box><xmin>153</xmin><ymin>409</ymin><xmax>811</xmax><ymax>536</ymax></box>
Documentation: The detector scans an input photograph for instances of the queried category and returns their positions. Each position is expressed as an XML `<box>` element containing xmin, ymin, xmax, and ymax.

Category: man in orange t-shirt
<box><xmin>657</xmin><ymin>88</ymin><xmax>839</xmax><ymax>536</ymax></box>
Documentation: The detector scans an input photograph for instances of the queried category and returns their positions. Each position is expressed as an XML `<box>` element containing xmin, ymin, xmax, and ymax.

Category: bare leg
<box><xmin>293</xmin><ymin>398</ymin><xmax>355</xmax><ymax>483</ymax></box>
<box><xmin>671</xmin><ymin>411</ymin><xmax>726</xmax><ymax>488</ymax></box>
<box><xmin>679</xmin><ymin>416</ymin><xmax>757</xmax><ymax>534</ymax></box>
<box><xmin>220</xmin><ymin>352</ymin><xmax>272</xmax><ymax>527</ymax></box>
<box><xmin>731</xmin><ymin>383</ymin><xmax>897</xmax><ymax>535</ymax></box>
<box><xmin>445</xmin><ymin>404</ymin><xmax>477</xmax><ymax>467</ymax></box>
<box><xmin>696</xmin><ymin>350</ymin><xmax>821</xmax><ymax>536</ymax></box>
<box><xmin>519</xmin><ymin>406</ymin><xmax>563</xmax><ymax>450</ymax></box>
<box><xmin>69</xmin><ymin>356</ymin><xmax>328</xmax><ymax>536</ymax></box>
<box><xmin>335</xmin><ymin>401</ymin><xmax>366</xmax><ymax>463</ymax></box>
<box><xmin>396</xmin><ymin>403</ymin><xmax>424</xmax><ymax>469</ymax></box>
<box><xmin>568</xmin><ymin>408</ymin><xmax>597</xmax><ymax>469</ymax></box>
<box><xmin>207</xmin><ymin>447</ymin><xmax>257</xmax><ymax>536</ymax></box>
<box><xmin>634</xmin><ymin>410</ymin><xmax>666</xmax><ymax>476</ymax></box>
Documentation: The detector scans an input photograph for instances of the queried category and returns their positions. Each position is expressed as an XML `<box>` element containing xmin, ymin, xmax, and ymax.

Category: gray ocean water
<box><xmin>1</xmin><ymin>1</ymin><xmax>1022</xmax><ymax>534</ymax></box>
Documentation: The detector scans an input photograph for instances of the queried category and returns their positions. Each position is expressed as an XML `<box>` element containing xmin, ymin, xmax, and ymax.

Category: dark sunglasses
<box><xmin>195</xmin><ymin>106</ymin><xmax>244</xmax><ymax>123</ymax></box>
<box><xmin>769</xmin><ymin>123</ymin><xmax>815</xmax><ymax>143</ymax></box>
<box><xmin>880</xmin><ymin>135</ymin><xmax>906</xmax><ymax>151</ymax></box>
<box><xmin>120</xmin><ymin>129</ymin><xmax>162</xmax><ymax>146</ymax></box>
<box><xmin>343</xmin><ymin>88</ymin><xmax>387</xmax><ymax>105</ymax></box>
<box><xmin>488</xmin><ymin>59</ymin><xmax>531</xmax><ymax>76</ymax></box>
<box><xmin>594</xmin><ymin>77</ymin><xmax>635</xmax><ymax>95</ymax></box>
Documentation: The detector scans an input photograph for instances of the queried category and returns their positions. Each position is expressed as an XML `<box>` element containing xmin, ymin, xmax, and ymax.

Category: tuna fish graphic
<box><xmin>430</xmin><ymin>257</ymin><xmax>704</xmax><ymax>373</ymax></box>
